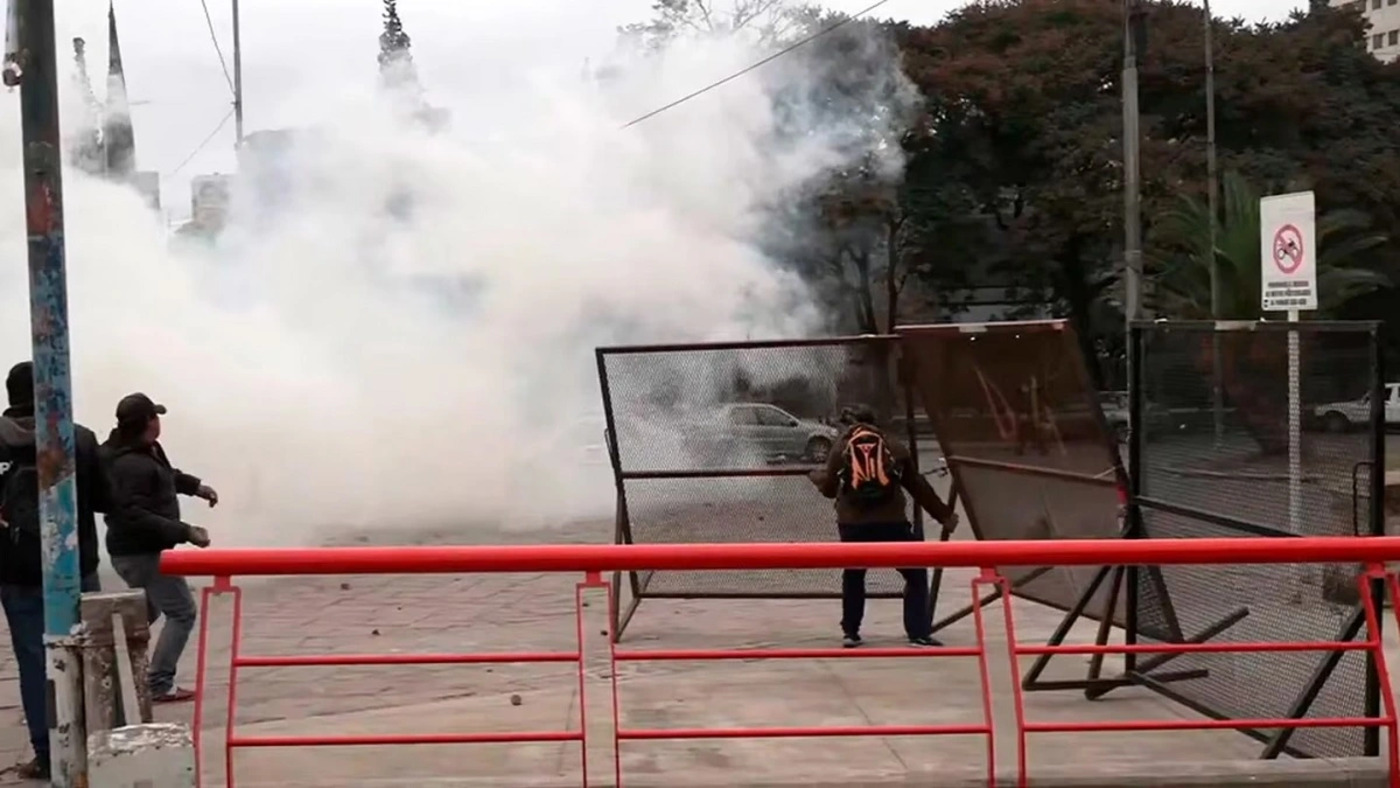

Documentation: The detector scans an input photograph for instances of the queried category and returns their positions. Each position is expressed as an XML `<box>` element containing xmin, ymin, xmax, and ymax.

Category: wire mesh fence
<box><xmin>596</xmin><ymin>336</ymin><xmax>927</xmax><ymax>639</ymax></box>
<box><xmin>1131</xmin><ymin>320</ymin><xmax>1385</xmax><ymax>759</ymax></box>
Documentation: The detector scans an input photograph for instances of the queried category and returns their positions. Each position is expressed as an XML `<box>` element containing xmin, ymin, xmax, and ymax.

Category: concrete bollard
<box><xmin>87</xmin><ymin>723</ymin><xmax>196</xmax><ymax>788</ymax></box>
<box><xmin>81</xmin><ymin>590</ymin><xmax>153</xmax><ymax>733</ymax></box>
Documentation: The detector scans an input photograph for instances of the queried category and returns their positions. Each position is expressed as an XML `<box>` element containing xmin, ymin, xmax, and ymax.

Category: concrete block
<box><xmin>87</xmin><ymin>722</ymin><xmax>196</xmax><ymax>788</ymax></box>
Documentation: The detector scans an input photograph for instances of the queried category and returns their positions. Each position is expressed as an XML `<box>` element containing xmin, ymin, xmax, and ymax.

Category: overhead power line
<box><xmin>197</xmin><ymin>0</ymin><xmax>236</xmax><ymax>97</ymax></box>
<box><xmin>170</xmin><ymin>107</ymin><xmax>235</xmax><ymax>175</ymax></box>
<box><xmin>621</xmin><ymin>0</ymin><xmax>895</xmax><ymax>129</ymax></box>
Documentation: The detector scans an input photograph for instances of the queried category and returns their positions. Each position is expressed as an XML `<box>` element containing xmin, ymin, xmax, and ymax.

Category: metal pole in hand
<box><xmin>15</xmin><ymin>0</ymin><xmax>86</xmax><ymax>783</ymax></box>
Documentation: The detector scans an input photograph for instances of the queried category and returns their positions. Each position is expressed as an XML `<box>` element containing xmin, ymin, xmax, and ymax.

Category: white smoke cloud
<box><xmin>0</xmin><ymin>1</ymin><xmax>910</xmax><ymax>546</ymax></box>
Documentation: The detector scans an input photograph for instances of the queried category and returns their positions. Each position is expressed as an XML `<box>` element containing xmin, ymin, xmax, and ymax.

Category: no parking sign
<box><xmin>1259</xmin><ymin>191</ymin><xmax>1317</xmax><ymax>312</ymax></box>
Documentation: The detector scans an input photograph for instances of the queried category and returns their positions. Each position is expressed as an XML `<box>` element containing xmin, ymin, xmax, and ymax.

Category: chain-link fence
<box><xmin>1130</xmin><ymin>320</ymin><xmax>1386</xmax><ymax>759</ymax></box>
<box><xmin>899</xmin><ymin>320</ymin><xmax>1141</xmax><ymax>633</ymax></box>
<box><xmin>595</xmin><ymin>336</ymin><xmax>929</xmax><ymax>640</ymax></box>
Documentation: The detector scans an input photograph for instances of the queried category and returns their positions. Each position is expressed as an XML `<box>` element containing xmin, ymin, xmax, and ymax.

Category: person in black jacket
<box><xmin>0</xmin><ymin>361</ymin><xmax>110</xmax><ymax>780</ymax></box>
<box><xmin>103</xmin><ymin>392</ymin><xmax>218</xmax><ymax>704</ymax></box>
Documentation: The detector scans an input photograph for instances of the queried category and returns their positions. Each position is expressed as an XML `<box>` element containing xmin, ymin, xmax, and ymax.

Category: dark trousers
<box><xmin>1</xmin><ymin>573</ymin><xmax>101</xmax><ymax>760</ymax></box>
<box><xmin>837</xmin><ymin>522</ymin><xmax>930</xmax><ymax>639</ymax></box>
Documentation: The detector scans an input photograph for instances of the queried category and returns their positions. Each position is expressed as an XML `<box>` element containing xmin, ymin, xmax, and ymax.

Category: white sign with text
<box><xmin>1259</xmin><ymin>191</ymin><xmax>1317</xmax><ymax>312</ymax></box>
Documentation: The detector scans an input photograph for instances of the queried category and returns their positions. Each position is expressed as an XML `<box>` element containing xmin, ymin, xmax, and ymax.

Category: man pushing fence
<box><xmin>809</xmin><ymin>404</ymin><xmax>959</xmax><ymax>648</ymax></box>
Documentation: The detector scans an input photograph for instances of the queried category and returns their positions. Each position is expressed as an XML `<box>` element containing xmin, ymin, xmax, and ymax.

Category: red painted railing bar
<box><xmin>1024</xmin><ymin>717</ymin><xmax>1392</xmax><ymax>734</ymax></box>
<box><xmin>229</xmin><ymin>731</ymin><xmax>583</xmax><ymax>747</ymax></box>
<box><xmin>160</xmin><ymin>536</ymin><xmax>1400</xmax><ymax>577</ymax></box>
<box><xmin>617</xmin><ymin>724</ymin><xmax>991</xmax><ymax>740</ymax></box>
<box><xmin>235</xmin><ymin>651</ymin><xmax>580</xmax><ymax>668</ymax></box>
<box><xmin>614</xmin><ymin>647</ymin><xmax>981</xmax><ymax>661</ymax></box>
<box><xmin>998</xmin><ymin>564</ymin><xmax>1400</xmax><ymax>788</ymax></box>
<box><xmin>1016</xmin><ymin>641</ymin><xmax>1375</xmax><ymax>656</ymax></box>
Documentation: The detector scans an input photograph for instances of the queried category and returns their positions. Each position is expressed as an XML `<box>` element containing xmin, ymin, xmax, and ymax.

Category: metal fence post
<box><xmin>1365</xmin><ymin>323</ymin><xmax>1386</xmax><ymax>757</ymax></box>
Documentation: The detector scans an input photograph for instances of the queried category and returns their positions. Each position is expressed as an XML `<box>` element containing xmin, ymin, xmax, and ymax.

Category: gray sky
<box><xmin>74</xmin><ymin>0</ymin><xmax>1300</xmax><ymax>221</ymax></box>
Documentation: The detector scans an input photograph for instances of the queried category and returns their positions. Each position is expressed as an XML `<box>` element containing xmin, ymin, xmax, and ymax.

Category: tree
<box><xmin>892</xmin><ymin>0</ymin><xmax>1400</xmax><ymax>383</ymax></box>
<box><xmin>378</xmin><ymin>0</ymin><xmax>420</xmax><ymax>95</ymax></box>
<box><xmin>377</xmin><ymin>0</ymin><xmax>449</xmax><ymax>132</ymax></box>
<box><xmin>619</xmin><ymin>0</ymin><xmax>823</xmax><ymax>50</ymax></box>
<box><xmin>752</xmin><ymin>14</ymin><xmax>940</xmax><ymax>337</ymax></box>
<box><xmin>1149</xmin><ymin>171</ymin><xmax>1390</xmax><ymax>319</ymax></box>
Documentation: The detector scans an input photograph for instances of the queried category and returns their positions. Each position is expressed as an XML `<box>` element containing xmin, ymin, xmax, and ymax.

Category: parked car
<box><xmin>681</xmin><ymin>403</ymin><xmax>840</xmax><ymax>464</ymax></box>
<box><xmin>1313</xmin><ymin>383</ymin><xmax>1400</xmax><ymax>433</ymax></box>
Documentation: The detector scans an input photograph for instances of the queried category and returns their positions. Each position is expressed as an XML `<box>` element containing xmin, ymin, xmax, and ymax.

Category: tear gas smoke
<box><xmin>0</xmin><ymin>3</ymin><xmax>914</xmax><ymax>546</ymax></box>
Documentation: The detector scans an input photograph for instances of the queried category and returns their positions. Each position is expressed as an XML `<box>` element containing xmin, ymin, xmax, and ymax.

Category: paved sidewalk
<box><xmin>0</xmin><ymin>519</ymin><xmax>1387</xmax><ymax>786</ymax></box>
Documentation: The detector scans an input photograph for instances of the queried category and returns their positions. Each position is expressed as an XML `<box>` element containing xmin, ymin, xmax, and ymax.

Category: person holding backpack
<box><xmin>809</xmin><ymin>404</ymin><xmax>958</xmax><ymax>648</ymax></box>
<box><xmin>0</xmin><ymin>361</ymin><xmax>110</xmax><ymax>780</ymax></box>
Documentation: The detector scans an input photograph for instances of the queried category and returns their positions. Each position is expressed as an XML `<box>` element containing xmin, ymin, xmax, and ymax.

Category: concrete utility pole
<box><xmin>1122</xmin><ymin>0</ymin><xmax>1145</xmax><ymax>328</ymax></box>
<box><xmin>232</xmin><ymin>0</ymin><xmax>244</xmax><ymax>144</ymax></box>
<box><xmin>1204</xmin><ymin>0</ymin><xmax>1225</xmax><ymax>445</ymax></box>
<box><xmin>1122</xmin><ymin>0</ymin><xmax>1145</xmax><ymax>454</ymax></box>
<box><xmin>15</xmin><ymin>0</ymin><xmax>86</xmax><ymax>784</ymax></box>
<box><xmin>1204</xmin><ymin>0</ymin><xmax>1219</xmax><ymax>315</ymax></box>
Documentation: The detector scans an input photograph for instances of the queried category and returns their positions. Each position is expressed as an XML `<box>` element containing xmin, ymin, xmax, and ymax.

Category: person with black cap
<box><xmin>809</xmin><ymin>404</ymin><xmax>959</xmax><ymax>648</ymax></box>
<box><xmin>103</xmin><ymin>392</ymin><xmax>218</xmax><ymax>704</ymax></box>
<box><xmin>0</xmin><ymin>361</ymin><xmax>110</xmax><ymax>779</ymax></box>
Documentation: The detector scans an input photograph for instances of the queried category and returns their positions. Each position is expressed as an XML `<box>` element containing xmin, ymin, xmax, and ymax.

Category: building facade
<box><xmin>1336</xmin><ymin>0</ymin><xmax>1400</xmax><ymax>61</ymax></box>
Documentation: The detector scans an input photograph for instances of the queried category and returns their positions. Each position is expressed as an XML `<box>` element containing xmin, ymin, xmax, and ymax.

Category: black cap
<box><xmin>115</xmin><ymin>393</ymin><xmax>167</xmax><ymax>425</ymax></box>
<box><xmin>5</xmin><ymin>362</ymin><xmax>33</xmax><ymax>407</ymax></box>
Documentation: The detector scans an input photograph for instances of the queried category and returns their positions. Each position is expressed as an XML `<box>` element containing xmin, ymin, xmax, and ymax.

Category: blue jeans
<box><xmin>1</xmin><ymin>574</ymin><xmax>101</xmax><ymax>760</ymax></box>
<box><xmin>110</xmin><ymin>552</ymin><xmax>197</xmax><ymax>697</ymax></box>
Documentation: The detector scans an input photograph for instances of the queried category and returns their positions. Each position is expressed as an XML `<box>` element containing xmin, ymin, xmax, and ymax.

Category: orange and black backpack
<box><xmin>837</xmin><ymin>425</ymin><xmax>901</xmax><ymax>507</ymax></box>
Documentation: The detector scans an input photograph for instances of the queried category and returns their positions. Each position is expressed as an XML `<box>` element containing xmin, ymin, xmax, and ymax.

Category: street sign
<box><xmin>1259</xmin><ymin>191</ymin><xmax>1317</xmax><ymax>312</ymax></box>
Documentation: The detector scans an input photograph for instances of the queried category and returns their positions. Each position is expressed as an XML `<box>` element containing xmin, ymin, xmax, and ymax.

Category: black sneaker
<box><xmin>908</xmin><ymin>635</ymin><xmax>940</xmax><ymax>647</ymax></box>
<box><xmin>842</xmin><ymin>633</ymin><xmax>863</xmax><ymax>648</ymax></box>
<box><xmin>16</xmin><ymin>755</ymin><xmax>50</xmax><ymax>780</ymax></box>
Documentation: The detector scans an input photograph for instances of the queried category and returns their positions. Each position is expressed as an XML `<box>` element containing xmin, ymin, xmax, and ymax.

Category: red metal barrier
<box><xmin>607</xmin><ymin>576</ymin><xmax>1000</xmax><ymax>788</ymax></box>
<box><xmin>991</xmin><ymin>565</ymin><xmax>1400</xmax><ymax>788</ymax></box>
<box><xmin>165</xmin><ymin>538</ymin><xmax>1400</xmax><ymax>788</ymax></box>
<box><xmin>192</xmin><ymin>574</ymin><xmax>595</xmax><ymax>788</ymax></box>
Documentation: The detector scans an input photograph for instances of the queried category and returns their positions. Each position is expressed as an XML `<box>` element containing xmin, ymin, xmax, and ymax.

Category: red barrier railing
<box><xmin>165</xmin><ymin>537</ymin><xmax>1400</xmax><ymax>788</ymax></box>
<box><xmin>988</xmin><ymin>566</ymin><xmax>1400</xmax><ymax>788</ymax></box>
<box><xmin>191</xmin><ymin>574</ymin><xmax>594</xmax><ymax>788</ymax></box>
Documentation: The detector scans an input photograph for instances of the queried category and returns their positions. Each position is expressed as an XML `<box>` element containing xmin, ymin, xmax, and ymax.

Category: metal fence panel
<box><xmin>596</xmin><ymin>337</ymin><xmax>929</xmax><ymax>637</ymax></box>
<box><xmin>1132</xmin><ymin>321</ymin><xmax>1384</xmax><ymax>759</ymax></box>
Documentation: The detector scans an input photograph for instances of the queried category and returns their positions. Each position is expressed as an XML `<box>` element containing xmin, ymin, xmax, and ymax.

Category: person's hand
<box><xmin>196</xmin><ymin>484</ymin><xmax>219</xmax><ymax>508</ymax></box>
<box><xmin>941</xmin><ymin>512</ymin><xmax>961</xmax><ymax>531</ymax></box>
<box><xmin>186</xmin><ymin>525</ymin><xmax>212</xmax><ymax>548</ymax></box>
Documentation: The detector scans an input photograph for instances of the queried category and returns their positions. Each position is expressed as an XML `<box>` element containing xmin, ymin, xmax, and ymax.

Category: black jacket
<box><xmin>101</xmin><ymin>432</ymin><xmax>201</xmax><ymax>556</ymax></box>
<box><xmin>0</xmin><ymin>406</ymin><xmax>109</xmax><ymax>586</ymax></box>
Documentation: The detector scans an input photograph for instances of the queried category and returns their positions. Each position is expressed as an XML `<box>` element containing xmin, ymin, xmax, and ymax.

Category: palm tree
<box><xmin>1148</xmin><ymin>171</ymin><xmax>1390</xmax><ymax>319</ymax></box>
